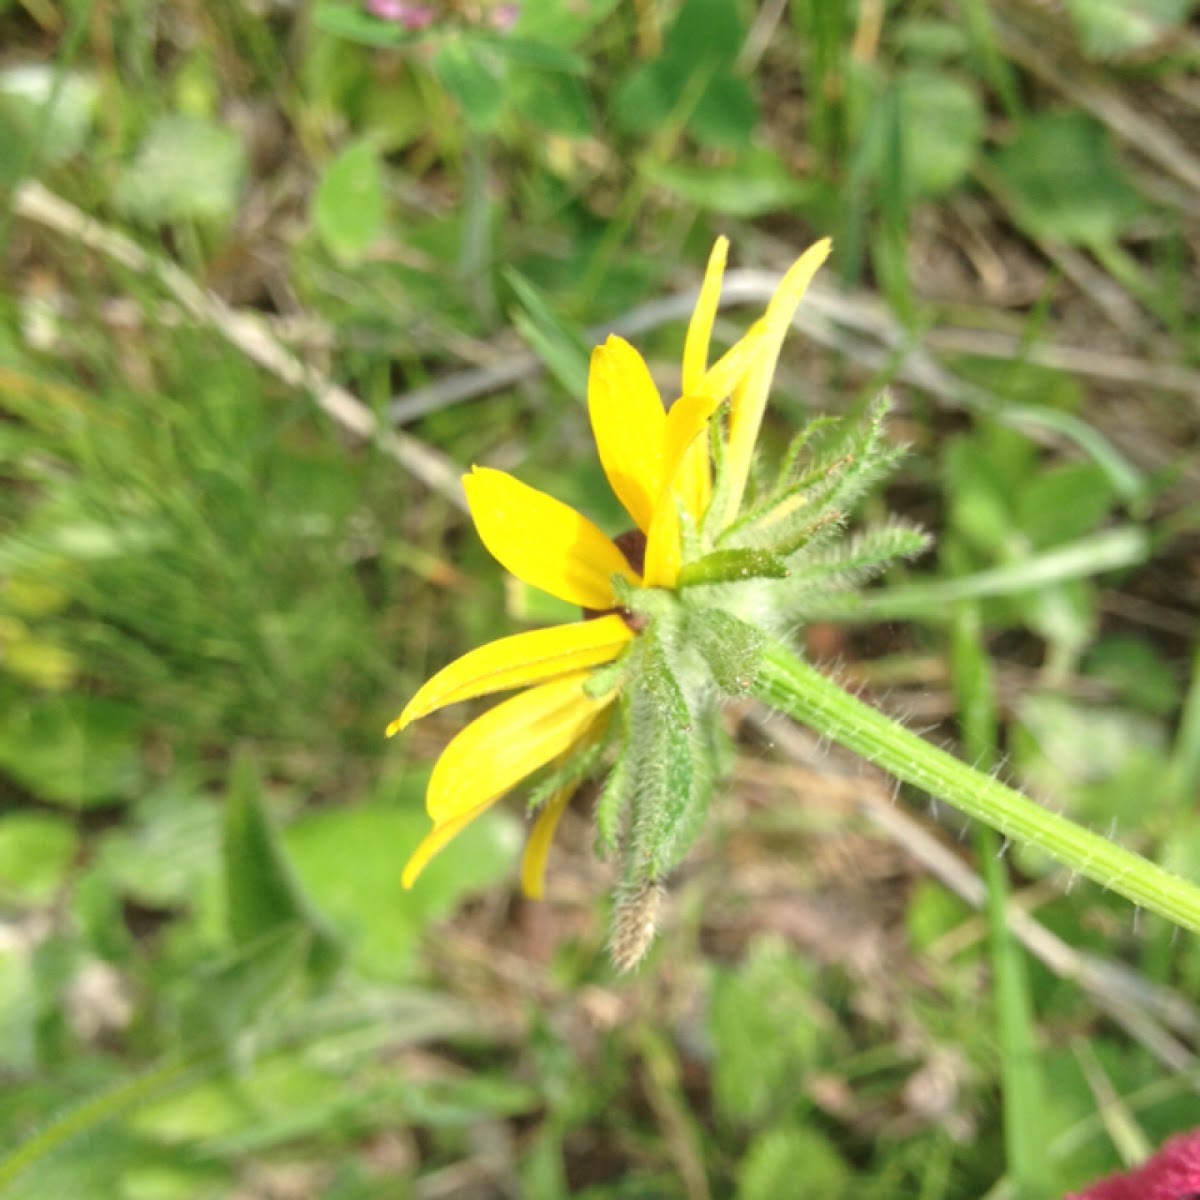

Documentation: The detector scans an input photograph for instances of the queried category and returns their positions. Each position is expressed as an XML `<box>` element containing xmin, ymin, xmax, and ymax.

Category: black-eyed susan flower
<box><xmin>389</xmin><ymin>237</ymin><xmax>798</xmax><ymax>895</ymax></box>
<box><xmin>390</xmin><ymin>235</ymin><xmax>938</xmax><ymax>964</ymax></box>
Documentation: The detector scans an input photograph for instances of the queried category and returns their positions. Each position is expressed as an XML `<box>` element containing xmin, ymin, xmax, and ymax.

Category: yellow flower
<box><xmin>390</xmin><ymin>236</ymin><xmax>831</xmax><ymax>897</ymax></box>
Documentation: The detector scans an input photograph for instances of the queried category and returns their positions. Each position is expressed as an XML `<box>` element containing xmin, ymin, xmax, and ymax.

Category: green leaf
<box><xmin>1066</xmin><ymin>0</ymin><xmax>1191</xmax><ymax>59</ymax></box>
<box><xmin>1011</xmin><ymin>692</ymin><xmax>1167</xmax><ymax>821</ymax></box>
<box><xmin>312</xmin><ymin>3</ymin><xmax>411</xmax><ymax>47</ymax></box>
<box><xmin>690</xmin><ymin>74</ymin><xmax>759</xmax><ymax>148</ymax></box>
<box><xmin>222</xmin><ymin>755</ymin><xmax>343</xmax><ymax>979</ymax></box>
<box><xmin>513</xmin><ymin>0</ymin><xmax>621</xmax><ymax>45</ymax></box>
<box><xmin>0</xmin><ymin>696</ymin><xmax>142</xmax><ymax>807</ymax></box>
<box><xmin>670</xmin><ymin>0</ymin><xmax>744</xmax><ymax>69</ymax></box>
<box><xmin>1085</xmin><ymin>635</ymin><xmax>1180</xmax><ymax>718</ymax></box>
<box><xmin>896</xmin><ymin>69</ymin><xmax>984</xmax><ymax>198</ymax></box>
<box><xmin>678</xmin><ymin>549</ymin><xmax>790</xmax><ymax>588</ymax></box>
<box><xmin>512</xmin><ymin>71</ymin><xmax>592</xmax><ymax>137</ymax></box>
<box><xmin>285</xmin><ymin>773</ymin><xmax>521</xmax><ymax>979</ymax></box>
<box><xmin>737</xmin><ymin>1127</ymin><xmax>852</xmax><ymax>1200</ymax></box>
<box><xmin>0</xmin><ymin>813</ymin><xmax>78</xmax><ymax>904</ymax></box>
<box><xmin>181</xmin><ymin>925</ymin><xmax>310</xmax><ymax>1052</ymax></box>
<box><xmin>1015</xmin><ymin>462</ymin><xmax>1114</xmax><ymax>549</ymax></box>
<box><xmin>92</xmin><ymin>783</ymin><xmax>220</xmax><ymax>909</ymax></box>
<box><xmin>709</xmin><ymin>939</ymin><xmax>829</xmax><ymax>1124</ymax></box>
<box><xmin>114</xmin><ymin>113</ymin><xmax>246</xmax><ymax>225</ymax></box>
<box><xmin>643</xmin><ymin>154</ymin><xmax>812</xmax><ymax>218</ymax></box>
<box><xmin>313</xmin><ymin>139</ymin><xmax>387</xmax><ymax>262</ymax></box>
<box><xmin>0</xmin><ymin>948</ymin><xmax>37</xmax><ymax>1074</ymax></box>
<box><xmin>612</xmin><ymin>59</ymin><xmax>685</xmax><ymax>135</ymax></box>
<box><xmin>434</xmin><ymin>37</ymin><xmax>506</xmax><ymax>132</ymax></box>
<box><xmin>990</xmin><ymin>112</ymin><xmax>1144</xmax><ymax>245</ymax></box>
<box><xmin>481</xmin><ymin>35</ymin><xmax>586</xmax><ymax>75</ymax></box>
<box><xmin>0</xmin><ymin>65</ymin><xmax>98</xmax><ymax>163</ymax></box>
<box><xmin>0</xmin><ymin>107</ymin><xmax>25</xmax><ymax>186</ymax></box>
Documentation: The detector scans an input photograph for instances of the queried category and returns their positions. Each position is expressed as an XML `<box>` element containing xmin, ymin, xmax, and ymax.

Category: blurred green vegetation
<box><xmin>2</xmin><ymin>0</ymin><xmax>1199</xmax><ymax>1196</ymax></box>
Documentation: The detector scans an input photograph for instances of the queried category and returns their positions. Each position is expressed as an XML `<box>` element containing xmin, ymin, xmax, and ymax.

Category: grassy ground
<box><xmin>2</xmin><ymin>1</ymin><xmax>1199</xmax><ymax>1196</ymax></box>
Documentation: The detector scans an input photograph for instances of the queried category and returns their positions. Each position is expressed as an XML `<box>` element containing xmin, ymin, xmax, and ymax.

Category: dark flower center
<box><xmin>584</xmin><ymin>528</ymin><xmax>648</xmax><ymax>633</ymax></box>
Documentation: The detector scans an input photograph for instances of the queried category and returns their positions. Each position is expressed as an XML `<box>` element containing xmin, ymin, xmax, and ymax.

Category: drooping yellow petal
<box><xmin>721</xmin><ymin>239</ymin><xmax>832</xmax><ymax>528</ymax></box>
<box><xmin>388</xmin><ymin>615</ymin><xmax>633</xmax><ymax>735</ymax></box>
<box><xmin>464</xmin><ymin>467</ymin><xmax>640</xmax><ymax>610</ymax></box>
<box><xmin>643</xmin><ymin>394</ymin><xmax>721</xmax><ymax>588</ymax></box>
<box><xmin>695</xmin><ymin>319</ymin><xmax>765</xmax><ymax>402</ymax></box>
<box><xmin>588</xmin><ymin>336</ymin><xmax>667</xmax><ymax>533</ymax></box>
<box><xmin>682</xmin><ymin>237</ymin><xmax>728</xmax><ymax>395</ymax></box>
<box><xmin>426</xmin><ymin>670</ymin><xmax>615</xmax><ymax>822</ymax></box>
<box><xmin>677</xmin><ymin>320</ymin><xmax>768</xmax><ymax>519</ymax></box>
<box><xmin>520</xmin><ymin>783</ymin><xmax>576</xmax><ymax>900</ymax></box>
<box><xmin>401</xmin><ymin>796</ymin><xmax>497</xmax><ymax>890</ymax></box>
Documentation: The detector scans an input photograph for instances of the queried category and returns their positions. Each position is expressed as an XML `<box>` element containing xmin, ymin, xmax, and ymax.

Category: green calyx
<box><xmin>590</xmin><ymin>394</ymin><xmax>934</xmax><ymax>968</ymax></box>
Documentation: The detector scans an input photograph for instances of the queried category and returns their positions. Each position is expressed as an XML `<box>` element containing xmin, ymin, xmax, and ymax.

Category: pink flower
<box><xmin>489</xmin><ymin>4</ymin><xmax>520</xmax><ymax>30</ymax></box>
<box><xmin>1068</xmin><ymin>1130</ymin><xmax>1200</xmax><ymax>1200</ymax></box>
<box><xmin>365</xmin><ymin>0</ymin><xmax>436</xmax><ymax>30</ymax></box>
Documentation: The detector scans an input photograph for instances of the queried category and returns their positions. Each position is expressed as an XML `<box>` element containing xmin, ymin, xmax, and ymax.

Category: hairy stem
<box><xmin>754</xmin><ymin>642</ymin><xmax>1200</xmax><ymax>934</ymax></box>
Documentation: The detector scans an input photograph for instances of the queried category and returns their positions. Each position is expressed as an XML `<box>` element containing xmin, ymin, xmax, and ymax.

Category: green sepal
<box><xmin>614</xmin><ymin>574</ymin><xmax>680</xmax><ymax>624</ymax></box>
<box><xmin>678</xmin><ymin>549</ymin><xmax>790</xmax><ymax>588</ymax></box>
<box><xmin>773</xmin><ymin>520</ymin><xmax>933</xmax><ymax>620</ymax></box>
<box><xmin>585</xmin><ymin>655</ymin><xmax>628</xmax><ymax>700</ymax></box>
<box><xmin>595</xmin><ymin>701</ymin><xmax>632</xmax><ymax>857</ymax></box>
<box><xmin>722</xmin><ymin>394</ymin><xmax>904</xmax><ymax>557</ymax></box>
<box><xmin>524</xmin><ymin>720</ymin><xmax>613</xmax><ymax>815</ymax></box>
<box><xmin>700</xmin><ymin>410</ymin><xmax>733</xmax><ymax>545</ymax></box>
<box><xmin>775</xmin><ymin>414</ymin><xmax>842</xmax><ymax>488</ymax></box>
<box><xmin>719</xmin><ymin>482</ymin><xmax>845</xmax><ymax>558</ymax></box>
<box><xmin>652</xmin><ymin>697</ymin><xmax>720</xmax><ymax>876</ymax></box>
<box><xmin>685</xmin><ymin>607</ymin><xmax>766</xmax><ymax>696</ymax></box>
<box><xmin>611</xmin><ymin>573</ymin><xmax>637</xmax><ymax>610</ymax></box>
<box><xmin>623</xmin><ymin>632</ymin><xmax>696</xmax><ymax>881</ymax></box>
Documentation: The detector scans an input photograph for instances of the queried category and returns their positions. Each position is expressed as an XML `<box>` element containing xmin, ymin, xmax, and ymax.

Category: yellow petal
<box><xmin>388</xmin><ymin>615</ymin><xmax>633</xmax><ymax>735</ymax></box>
<box><xmin>676</xmin><ymin>321</ymin><xmax>766</xmax><ymax>521</ymax></box>
<box><xmin>682</xmin><ymin>237</ymin><xmax>728</xmax><ymax>395</ymax></box>
<box><xmin>426</xmin><ymin>670</ymin><xmax>614</xmax><ymax>822</ymax></box>
<box><xmin>695</xmin><ymin>319</ymin><xmax>766</xmax><ymax>402</ymax></box>
<box><xmin>722</xmin><ymin>239</ymin><xmax>832</xmax><ymax>527</ymax></box>
<box><xmin>520</xmin><ymin>783</ymin><xmax>576</xmax><ymax>900</ymax></box>
<box><xmin>588</xmin><ymin>337</ymin><xmax>667</xmax><ymax>533</ymax></box>
<box><xmin>674</xmin><ymin>430</ymin><xmax>713</xmax><ymax>525</ymax></box>
<box><xmin>401</xmin><ymin>797</ymin><xmax>497</xmax><ymax>890</ymax></box>
<box><xmin>643</xmin><ymin>394</ymin><xmax>721</xmax><ymax>588</ymax></box>
<box><xmin>464</xmin><ymin>466</ymin><xmax>640</xmax><ymax>610</ymax></box>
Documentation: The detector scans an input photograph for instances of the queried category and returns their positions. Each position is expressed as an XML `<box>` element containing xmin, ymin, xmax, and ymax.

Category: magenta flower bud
<box><xmin>1068</xmin><ymin>1130</ymin><xmax>1200</xmax><ymax>1200</ymax></box>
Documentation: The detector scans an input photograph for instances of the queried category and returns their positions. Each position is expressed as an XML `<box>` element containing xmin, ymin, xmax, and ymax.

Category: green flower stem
<box><xmin>754</xmin><ymin>642</ymin><xmax>1200</xmax><ymax>934</ymax></box>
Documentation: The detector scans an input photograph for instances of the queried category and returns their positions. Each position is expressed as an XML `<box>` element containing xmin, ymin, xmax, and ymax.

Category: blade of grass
<box><xmin>802</xmin><ymin>526</ymin><xmax>1149</xmax><ymax>623</ymax></box>
<box><xmin>1163</xmin><ymin>641</ymin><xmax>1200</xmax><ymax>811</ymax></box>
<box><xmin>10</xmin><ymin>181</ymin><xmax>466</xmax><ymax>509</ymax></box>
<box><xmin>952</xmin><ymin>604</ymin><xmax>1053</xmax><ymax>1200</ymax></box>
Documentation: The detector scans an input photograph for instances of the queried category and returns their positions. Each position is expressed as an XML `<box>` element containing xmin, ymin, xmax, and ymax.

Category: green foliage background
<box><xmin>1</xmin><ymin>0</ymin><xmax>1199</xmax><ymax>1196</ymax></box>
